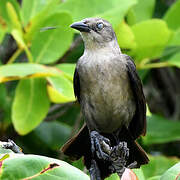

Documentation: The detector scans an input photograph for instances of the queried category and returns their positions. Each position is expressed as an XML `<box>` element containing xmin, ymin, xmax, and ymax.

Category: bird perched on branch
<box><xmin>61</xmin><ymin>17</ymin><xmax>149</xmax><ymax>180</ymax></box>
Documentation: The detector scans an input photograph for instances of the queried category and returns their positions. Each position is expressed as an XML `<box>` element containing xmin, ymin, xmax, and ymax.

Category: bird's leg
<box><xmin>89</xmin><ymin>159</ymin><xmax>101</xmax><ymax>180</ymax></box>
<box><xmin>90</xmin><ymin>131</ymin><xmax>111</xmax><ymax>161</ymax></box>
<box><xmin>109</xmin><ymin>142</ymin><xmax>129</xmax><ymax>177</ymax></box>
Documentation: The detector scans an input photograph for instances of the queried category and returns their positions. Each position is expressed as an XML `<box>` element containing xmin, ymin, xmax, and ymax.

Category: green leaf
<box><xmin>143</xmin><ymin>115</ymin><xmax>180</xmax><ymax>145</ymax></box>
<box><xmin>34</xmin><ymin>121</ymin><xmax>71</xmax><ymax>150</ymax></box>
<box><xmin>47</xmin><ymin>76</ymin><xmax>75</xmax><ymax>103</ymax></box>
<box><xmin>24</xmin><ymin>0</ymin><xmax>59</xmax><ymax>42</ymax></box>
<box><xmin>163</xmin><ymin>0</ymin><xmax>180</xmax><ymax>30</ymax></box>
<box><xmin>0</xmin><ymin>63</ymin><xmax>62</xmax><ymax>83</ymax></box>
<box><xmin>167</xmin><ymin>52</ymin><xmax>180</xmax><ymax>67</ymax></box>
<box><xmin>147</xmin><ymin>176</ymin><xmax>161</xmax><ymax>180</ymax></box>
<box><xmin>133</xmin><ymin>156</ymin><xmax>179</xmax><ymax>179</ymax></box>
<box><xmin>0</xmin><ymin>25</ymin><xmax>6</xmax><ymax>44</ymax></box>
<box><xmin>12</xmin><ymin>79</ymin><xmax>50</xmax><ymax>135</ymax></box>
<box><xmin>0</xmin><ymin>0</ymin><xmax>20</xmax><ymax>28</ymax></box>
<box><xmin>127</xmin><ymin>0</ymin><xmax>155</xmax><ymax>25</ymax></box>
<box><xmin>57</xmin><ymin>0</ymin><xmax>137</xmax><ymax>26</ymax></box>
<box><xmin>0</xmin><ymin>147</ymin><xmax>12</xmax><ymax>155</ymax></box>
<box><xmin>106</xmin><ymin>173</ymin><xmax>119</xmax><ymax>180</ymax></box>
<box><xmin>142</xmin><ymin>156</ymin><xmax>179</xmax><ymax>179</ymax></box>
<box><xmin>163</xmin><ymin>29</ymin><xmax>180</xmax><ymax>67</ymax></box>
<box><xmin>133</xmin><ymin>168</ymin><xmax>145</xmax><ymax>180</ymax></box>
<box><xmin>0</xmin><ymin>154</ymin><xmax>90</xmax><ymax>180</ymax></box>
<box><xmin>160</xmin><ymin>162</ymin><xmax>180</xmax><ymax>180</ymax></box>
<box><xmin>11</xmin><ymin>29</ymin><xmax>26</xmax><ymax>48</ymax></box>
<box><xmin>6</xmin><ymin>2</ymin><xmax>21</xmax><ymax>32</ymax></box>
<box><xmin>56</xmin><ymin>63</ymin><xmax>76</xmax><ymax>81</ymax></box>
<box><xmin>115</xmin><ymin>21</ymin><xmax>136</xmax><ymax>49</ymax></box>
<box><xmin>131</xmin><ymin>19</ymin><xmax>172</xmax><ymax>61</ymax></box>
<box><xmin>31</xmin><ymin>12</ymin><xmax>73</xmax><ymax>64</ymax></box>
<box><xmin>168</xmin><ymin>29</ymin><xmax>180</xmax><ymax>46</ymax></box>
<box><xmin>99</xmin><ymin>0</ymin><xmax>137</xmax><ymax>26</ymax></box>
<box><xmin>21</xmin><ymin>0</ymin><xmax>55</xmax><ymax>26</ymax></box>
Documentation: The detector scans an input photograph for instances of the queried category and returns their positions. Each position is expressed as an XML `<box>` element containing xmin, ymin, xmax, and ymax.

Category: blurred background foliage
<box><xmin>0</xmin><ymin>0</ymin><xmax>180</xmax><ymax>179</ymax></box>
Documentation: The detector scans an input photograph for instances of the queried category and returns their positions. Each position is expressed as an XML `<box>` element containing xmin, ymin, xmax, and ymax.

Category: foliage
<box><xmin>0</xmin><ymin>0</ymin><xmax>180</xmax><ymax>179</ymax></box>
<box><xmin>0</xmin><ymin>147</ymin><xmax>89</xmax><ymax>180</ymax></box>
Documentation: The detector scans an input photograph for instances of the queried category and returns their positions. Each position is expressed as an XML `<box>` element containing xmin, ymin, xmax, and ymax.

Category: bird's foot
<box><xmin>90</xmin><ymin>131</ymin><xmax>111</xmax><ymax>161</ymax></box>
<box><xmin>89</xmin><ymin>159</ymin><xmax>101</xmax><ymax>180</ymax></box>
<box><xmin>109</xmin><ymin>142</ymin><xmax>129</xmax><ymax>177</ymax></box>
<box><xmin>110</xmin><ymin>142</ymin><xmax>129</xmax><ymax>160</ymax></box>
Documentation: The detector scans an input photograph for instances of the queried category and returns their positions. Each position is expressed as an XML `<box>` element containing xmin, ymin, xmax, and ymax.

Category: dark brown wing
<box><xmin>61</xmin><ymin>124</ymin><xmax>90</xmax><ymax>160</ymax></box>
<box><xmin>124</xmin><ymin>54</ymin><xmax>146</xmax><ymax>139</ymax></box>
<box><xmin>73</xmin><ymin>68</ymin><xmax>81</xmax><ymax>103</ymax></box>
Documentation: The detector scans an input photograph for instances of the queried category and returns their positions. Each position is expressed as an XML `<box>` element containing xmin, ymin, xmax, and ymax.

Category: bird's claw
<box><xmin>109</xmin><ymin>142</ymin><xmax>130</xmax><ymax>177</ymax></box>
<box><xmin>89</xmin><ymin>159</ymin><xmax>101</xmax><ymax>180</ymax></box>
<box><xmin>110</xmin><ymin>142</ymin><xmax>129</xmax><ymax>160</ymax></box>
<box><xmin>90</xmin><ymin>131</ymin><xmax>111</xmax><ymax>161</ymax></box>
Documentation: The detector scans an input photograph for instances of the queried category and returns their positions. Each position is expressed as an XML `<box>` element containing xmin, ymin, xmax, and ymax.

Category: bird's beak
<box><xmin>70</xmin><ymin>21</ymin><xmax>90</xmax><ymax>32</ymax></box>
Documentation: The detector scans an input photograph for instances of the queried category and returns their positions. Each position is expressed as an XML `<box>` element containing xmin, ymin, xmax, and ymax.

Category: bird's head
<box><xmin>70</xmin><ymin>18</ymin><xmax>118</xmax><ymax>50</ymax></box>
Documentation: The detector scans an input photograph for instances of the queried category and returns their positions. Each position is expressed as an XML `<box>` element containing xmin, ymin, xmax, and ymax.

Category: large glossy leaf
<box><xmin>160</xmin><ymin>162</ymin><xmax>180</xmax><ymax>180</ymax></box>
<box><xmin>47</xmin><ymin>76</ymin><xmax>75</xmax><ymax>103</ymax></box>
<box><xmin>12</xmin><ymin>79</ymin><xmax>50</xmax><ymax>135</ymax></box>
<box><xmin>22</xmin><ymin>0</ymin><xmax>55</xmax><ymax>26</ymax></box>
<box><xmin>132</xmin><ymin>156</ymin><xmax>179</xmax><ymax>180</ymax></box>
<box><xmin>168</xmin><ymin>29</ymin><xmax>180</xmax><ymax>46</ymax></box>
<box><xmin>0</xmin><ymin>25</ymin><xmax>6</xmax><ymax>43</ymax></box>
<box><xmin>34</xmin><ymin>121</ymin><xmax>71</xmax><ymax>150</ymax></box>
<box><xmin>143</xmin><ymin>115</ymin><xmax>180</xmax><ymax>145</ymax></box>
<box><xmin>24</xmin><ymin>0</ymin><xmax>59</xmax><ymax>43</ymax></box>
<box><xmin>57</xmin><ymin>0</ymin><xmax>137</xmax><ymax>26</ymax></box>
<box><xmin>106</xmin><ymin>173</ymin><xmax>119</xmax><ymax>180</ymax></box>
<box><xmin>167</xmin><ymin>52</ymin><xmax>180</xmax><ymax>67</ymax></box>
<box><xmin>31</xmin><ymin>12</ymin><xmax>73</xmax><ymax>64</ymax></box>
<box><xmin>0</xmin><ymin>63</ymin><xmax>62</xmax><ymax>83</ymax></box>
<box><xmin>131</xmin><ymin>19</ymin><xmax>172</xmax><ymax>61</ymax></box>
<box><xmin>0</xmin><ymin>153</ymin><xmax>90</xmax><ymax>180</ymax></box>
<box><xmin>6</xmin><ymin>2</ymin><xmax>21</xmax><ymax>33</ymax></box>
<box><xmin>147</xmin><ymin>176</ymin><xmax>161</xmax><ymax>180</ymax></box>
<box><xmin>141</xmin><ymin>156</ymin><xmax>179</xmax><ymax>179</ymax></box>
<box><xmin>127</xmin><ymin>0</ymin><xmax>155</xmax><ymax>25</ymax></box>
<box><xmin>0</xmin><ymin>0</ymin><xmax>20</xmax><ymax>28</ymax></box>
<box><xmin>163</xmin><ymin>0</ymin><xmax>180</xmax><ymax>30</ymax></box>
<box><xmin>115</xmin><ymin>21</ymin><xmax>136</xmax><ymax>49</ymax></box>
<box><xmin>56</xmin><ymin>63</ymin><xmax>75</xmax><ymax>81</ymax></box>
<box><xmin>164</xmin><ymin>30</ymin><xmax>180</xmax><ymax>67</ymax></box>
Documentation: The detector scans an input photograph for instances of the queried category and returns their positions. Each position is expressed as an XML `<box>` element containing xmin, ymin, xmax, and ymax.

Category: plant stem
<box><xmin>7</xmin><ymin>48</ymin><xmax>23</xmax><ymax>64</ymax></box>
<box><xmin>24</xmin><ymin>47</ymin><xmax>33</xmax><ymax>63</ymax></box>
<box><xmin>137</xmin><ymin>62</ymin><xmax>173</xmax><ymax>69</ymax></box>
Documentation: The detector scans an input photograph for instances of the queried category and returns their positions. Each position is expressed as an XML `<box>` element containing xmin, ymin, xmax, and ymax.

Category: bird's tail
<box><xmin>61</xmin><ymin>124</ymin><xmax>149</xmax><ymax>179</ymax></box>
<box><xmin>117</xmin><ymin>126</ymin><xmax>149</xmax><ymax>167</ymax></box>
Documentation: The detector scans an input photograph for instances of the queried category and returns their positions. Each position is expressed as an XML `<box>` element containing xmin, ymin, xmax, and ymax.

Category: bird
<box><xmin>61</xmin><ymin>17</ymin><xmax>149</xmax><ymax>180</ymax></box>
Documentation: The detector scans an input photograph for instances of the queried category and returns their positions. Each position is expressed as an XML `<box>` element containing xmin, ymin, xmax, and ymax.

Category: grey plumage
<box><xmin>62</xmin><ymin>17</ymin><xmax>149</xmax><ymax>180</ymax></box>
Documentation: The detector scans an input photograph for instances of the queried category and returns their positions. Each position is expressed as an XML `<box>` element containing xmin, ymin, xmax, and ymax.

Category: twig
<box><xmin>137</xmin><ymin>62</ymin><xmax>173</xmax><ymax>69</ymax></box>
<box><xmin>7</xmin><ymin>48</ymin><xmax>23</xmax><ymax>64</ymax></box>
<box><xmin>0</xmin><ymin>139</ymin><xmax>23</xmax><ymax>154</ymax></box>
<box><xmin>45</xmin><ymin>102</ymin><xmax>75</xmax><ymax>121</ymax></box>
<box><xmin>70</xmin><ymin>112</ymin><xmax>82</xmax><ymax>137</ymax></box>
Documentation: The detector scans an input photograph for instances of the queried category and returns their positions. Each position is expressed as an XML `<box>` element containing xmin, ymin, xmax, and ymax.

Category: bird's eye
<box><xmin>96</xmin><ymin>23</ymin><xmax>104</xmax><ymax>30</ymax></box>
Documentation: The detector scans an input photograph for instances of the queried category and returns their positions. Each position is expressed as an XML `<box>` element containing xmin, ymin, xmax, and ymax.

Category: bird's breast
<box><xmin>77</xmin><ymin>55</ymin><xmax>136</xmax><ymax>133</ymax></box>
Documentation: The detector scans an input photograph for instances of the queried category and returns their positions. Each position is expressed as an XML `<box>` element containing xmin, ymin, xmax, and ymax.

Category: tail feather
<box><xmin>117</xmin><ymin>126</ymin><xmax>149</xmax><ymax>167</ymax></box>
<box><xmin>61</xmin><ymin>124</ymin><xmax>149</xmax><ymax>179</ymax></box>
